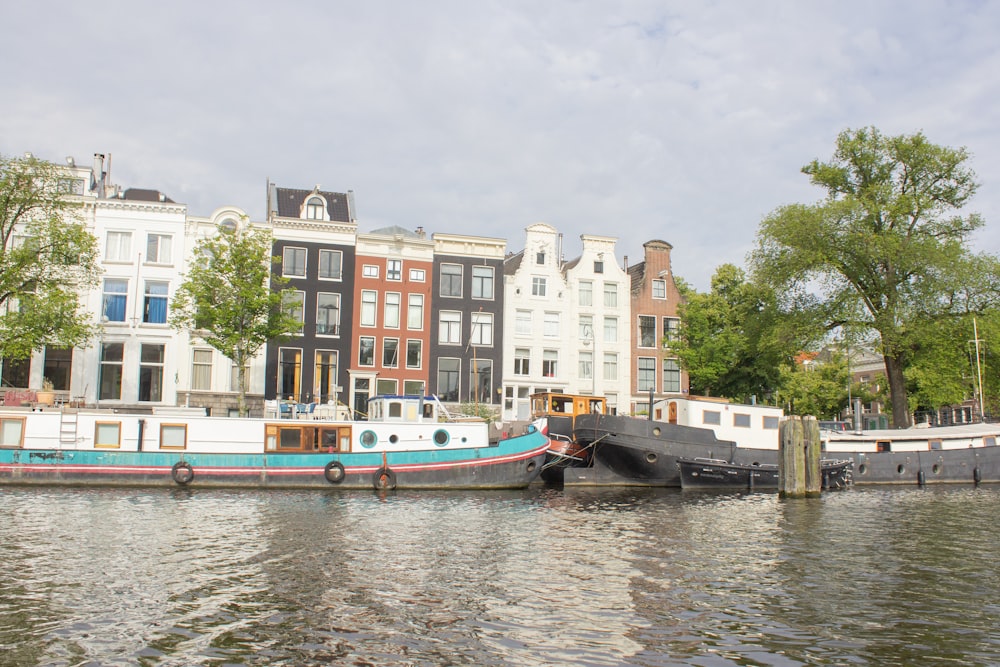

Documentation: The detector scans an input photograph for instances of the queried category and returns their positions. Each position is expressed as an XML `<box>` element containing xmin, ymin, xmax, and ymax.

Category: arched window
<box><xmin>306</xmin><ymin>197</ymin><xmax>325</xmax><ymax>220</ymax></box>
<box><xmin>219</xmin><ymin>217</ymin><xmax>238</xmax><ymax>231</ymax></box>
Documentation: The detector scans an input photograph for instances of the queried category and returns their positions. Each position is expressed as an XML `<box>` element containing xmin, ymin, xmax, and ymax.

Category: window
<box><xmin>544</xmin><ymin>312</ymin><xmax>559</xmax><ymax>338</ymax></box>
<box><xmin>231</xmin><ymin>361</ymin><xmax>248</xmax><ymax>393</ymax></box>
<box><xmin>305</xmin><ymin>196</ymin><xmax>325</xmax><ymax>220</ymax></box>
<box><xmin>542</xmin><ymin>350</ymin><xmax>558</xmax><ymax>378</ymax></box>
<box><xmin>192</xmin><ymin>349</ymin><xmax>212</xmax><ymax>391</ymax></box>
<box><xmin>734</xmin><ymin>413</ymin><xmax>751</xmax><ymax>428</ymax></box>
<box><xmin>410</xmin><ymin>268</ymin><xmax>425</xmax><ymax>281</ymax></box>
<box><xmin>94</xmin><ymin>422</ymin><xmax>121</xmax><ymax>448</ymax></box>
<box><xmin>143</xmin><ymin>281</ymin><xmax>168</xmax><ymax>324</ymax></box>
<box><xmin>282</xmin><ymin>247</ymin><xmax>306</xmax><ymax>277</ymax></box>
<box><xmin>532</xmin><ymin>277</ymin><xmax>547</xmax><ymax>297</ymax></box>
<box><xmin>663</xmin><ymin>317</ymin><xmax>680</xmax><ymax>347</ymax></box>
<box><xmin>603</xmin><ymin>352</ymin><xmax>618</xmax><ymax>381</ymax></box>
<box><xmin>763</xmin><ymin>416</ymin><xmax>779</xmax><ymax>430</ymax></box>
<box><xmin>514</xmin><ymin>348</ymin><xmax>530</xmax><ymax>376</ymax></box>
<box><xmin>594</xmin><ymin>260</ymin><xmax>604</xmax><ymax>273</ymax></box>
<box><xmin>160</xmin><ymin>424</ymin><xmax>188</xmax><ymax>449</ymax></box>
<box><xmin>382</xmin><ymin>338</ymin><xmax>399</xmax><ymax>368</ymax></box>
<box><xmin>278</xmin><ymin>347</ymin><xmax>302</xmax><ymax>401</ymax></box>
<box><xmin>363</xmin><ymin>264</ymin><xmax>379</xmax><ymax>278</ymax></box>
<box><xmin>360</xmin><ymin>290</ymin><xmax>377</xmax><ymax>327</ymax></box>
<box><xmin>638</xmin><ymin>315</ymin><xmax>656</xmax><ymax>348</ymax></box>
<box><xmin>98</xmin><ymin>343</ymin><xmax>124</xmax><ymax>400</ymax></box>
<box><xmin>43</xmin><ymin>346</ymin><xmax>72</xmax><ymax>391</ymax></box>
<box><xmin>469</xmin><ymin>360</ymin><xmax>492</xmax><ymax>403</ymax></box>
<box><xmin>57</xmin><ymin>177</ymin><xmax>85</xmax><ymax>195</ymax></box>
<box><xmin>102</xmin><ymin>279</ymin><xmax>127</xmax><ymax>322</ymax></box>
<box><xmin>440</xmin><ymin>264</ymin><xmax>462</xmax><ymax>297</ymax></box>
<box><xmin>579</xmin><ymin>315</ymin><xmax>594</xmax><ymax>340</ymax></box>
<box><xmin>1</xmin><ymin>357</ymin><xmax>29</xmax><ymax>388</ymax></box>
<box><xmin>282</xmin><ymin>291</ymin><xmax>304</xmax><ymax>333</ymax></box>
<box><xmin>387</xmin><ymin>259</ymin><xmax>402</xmax><ymax>281</ymax></box>
<box><xmin>579</xmin><ymin>351</ymin><xmax>593</xmax><ymax>380</ymax></box>
<box><xmin>138</xmin><ymin>343</ymin><xmax>165</xmax><ymax>402</ymax></box>
<box><xmin>703</xmin><ymin>410</ymin><xmax>721</xmax><ymax>425</ymax></box>
<box><xmin>403</xmin><ymin>380</ymin><xmax>424</xmax><ymax>396</ymax></box>
<box><xmin>604</xmin><ymin>317</ymin><xmax>618</xmax><ymax>343</ymax></box>
<box><xmin>358</xmin><ymin>337</ymin><xmax>375</xmax><ymax>366</ymax></box>
<box><xmin>536</xmin><ymin>251</ymin><xmax>545</xmax><ymax>265</ymax></box>
<box><xmin>638</xmin><ymin>357</ymin><xmax>656</xmax><ymax>392</ymax></box>
<box><xmin>406</xmin><ymin>340</ymin><xmax>422</xmax><ymax>369</ymax></box>
<box><xmin>316</xmin><ymin>293</ymin><xmax>341</xmax><ymax>335</ymax></box>
<box><xmin>663</xmin><ymin>359</ymin><xmax>681</xmax><ymax>393</ymax></box>
<box><xmin>105</xmin><ymin>231</ymin><xmax>131</xmax><ymax>262</ymax></box>
<box><xmin>407</xmin><ymin>294</ymin><xmax>423</xmax><ymax>329</ymax></box>
<box><xmin>0</xmin><ymin>416</ymin><xmax>25</xmax><ymax>447</ymax></box>
<box><xmin>318</xmin><ymin>250</ymin><xmax>343</xmax><ymax>280</ymax></box>
<box><xmin>579</xmin><ymin>280</ymin><xmax>592</xmax><ymax>306</ymax></box>
<box><xmin>314</xmin><ymin>350</ymin><xmax>339</xmax><ymax>403</ymax></box>
<box><xmin>439</xmin><ymin>311</ymin><xmax>461</xmax><ymax>344</ymax></box>
<box><xmin>383</xmin><ymin>292</ymin><xmax>400</xmax><ymax>329</ymax></box>
<box><xmin>438</xmin><ymin>358</ymin><xmax>460</xmax><ymax>402</ymax></box>
<box><xmin>652</xmin><ymin>279</ymin><xmax>666</xmax><ymax>299</ymax></box>
<box><xmin>515</xmin><ymin>310</ymin><xmax>532</xmax><ymax>336</ymax></box>
<box><xmin>604</xmin><ymin>282</ymin><xmax>618</xmax><ymax>307</ymax></box>
<box><xmin>145</xmin><ymin>233</ymin><xmax>172</xmax><ymax>264</ymax></box>
<box><xmin>470</xmin><ymin>312</ymin><xmax>493</xmax><ymax>346</ymax></box>
<box><xmin>472</xmin><ymin>266</ymin><xmax>494</xmax><ymax>299</ymax></box>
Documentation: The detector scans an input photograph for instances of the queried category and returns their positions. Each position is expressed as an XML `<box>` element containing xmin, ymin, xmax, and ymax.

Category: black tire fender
<box><xmin>171</xmin><ymin>461</ymin><xmax>194</xmax><ymax>485</ymax></box>
<box><xmin>324</xmin><ymin>460</ymin><xmax>346</xmax><ymax>484</ymax></box>
<box><xmin>373</xmin><ymin>467</ymin><xmax>397</xmax><ymax>491</ymax></box>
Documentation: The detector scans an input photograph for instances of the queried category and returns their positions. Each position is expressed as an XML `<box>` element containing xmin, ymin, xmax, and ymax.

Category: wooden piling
<box><xmin>779</xmin><ymin>416</ymin><xmax>822</xmax><ymax>498</ymax></box>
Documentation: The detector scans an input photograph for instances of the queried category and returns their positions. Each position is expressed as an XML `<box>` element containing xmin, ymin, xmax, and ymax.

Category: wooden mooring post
<box><xmin>779</xmin><ymin>416</ymin><xmax>822</xmax><ymax>498</ymax></box>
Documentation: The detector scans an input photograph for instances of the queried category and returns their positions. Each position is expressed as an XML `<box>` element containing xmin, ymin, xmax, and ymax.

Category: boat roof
<box><xmin>824</xmin><ymin>422</ymin><xmax>1000</xmax><ymax>441</ymax></box>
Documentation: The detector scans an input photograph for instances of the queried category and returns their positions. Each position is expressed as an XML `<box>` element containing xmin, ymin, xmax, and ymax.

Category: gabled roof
<box><xmin>271</xmin><ymin>186</ymin><xmax>352</xmax><ymax>222</ymax></box>
<box><xmin>503</xmin><ymin>250</ymin><xmax>524</xmax><ymax>275</ymax></box>
<box><xmin>628</xmin><ymin>260</ymin><xmax>646</xmax><ymax>292</ymax></box>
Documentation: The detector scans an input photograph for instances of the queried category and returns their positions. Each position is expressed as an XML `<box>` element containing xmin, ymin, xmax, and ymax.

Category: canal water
<box><xmin>1</xmin><ymin>484</ymin><xmax>999</xmax><ymax>666</ymax></box>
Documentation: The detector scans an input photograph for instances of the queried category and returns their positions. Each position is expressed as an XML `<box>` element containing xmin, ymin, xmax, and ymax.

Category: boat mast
<box><xmin>973</xmin><ymin>317</ymin><xmax>985</xmax><ymax>421</ymax></box>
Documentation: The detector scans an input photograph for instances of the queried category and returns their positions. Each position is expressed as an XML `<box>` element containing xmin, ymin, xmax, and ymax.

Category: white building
<box><xmin>501</xmin><ymin>224</ymin><xmax>631</xmax><ymax>420</ymax></box>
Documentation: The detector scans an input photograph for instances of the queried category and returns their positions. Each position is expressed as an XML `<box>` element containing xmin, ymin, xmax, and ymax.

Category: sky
<box><xmin>3</xmin><ymin>0</ymin><xmax>999</xmax><ymax>291</ymax></box>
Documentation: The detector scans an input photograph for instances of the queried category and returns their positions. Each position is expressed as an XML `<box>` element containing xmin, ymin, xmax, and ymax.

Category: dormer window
<box><xmin>305</xmin><ymin>196</ymin><xmax>325</xmax><ymax>220</ymax></box>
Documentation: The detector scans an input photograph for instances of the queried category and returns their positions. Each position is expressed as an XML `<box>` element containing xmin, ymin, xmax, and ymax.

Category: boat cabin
<box><xmin>530</xmin><ymin>392</ymin><xmax>606</xmax><ymax>441</ymax></box>
<box><xmin>366</xmin><ymin>395</ymin><xmax>445</xmax><ymax>423</ymax></box>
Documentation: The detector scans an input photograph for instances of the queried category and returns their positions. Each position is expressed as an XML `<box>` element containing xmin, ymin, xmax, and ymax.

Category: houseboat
<box><xmin>0</xmin><ymin>395</ymin><xmax>549</xmax><ymax>490</ymax></box>
<box><xmin>529</xmin><ymin>392</ymin><xmax>606</xmax><ymax>483</ymax></box>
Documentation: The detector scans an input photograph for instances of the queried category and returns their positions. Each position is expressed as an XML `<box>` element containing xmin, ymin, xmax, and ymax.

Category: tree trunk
<box><xmin>883</xmin><ymin>354</ymin><xmax>911</xmax><ymax>428</ymax></box>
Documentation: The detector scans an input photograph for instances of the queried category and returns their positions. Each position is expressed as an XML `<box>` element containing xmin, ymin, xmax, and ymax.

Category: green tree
<box><xmin>673</xmin><ymin>264</ymin><xmax>797</xmax><ymax>402</ymax></box>
<box><xmin>0</xmin><ymin>154</ymin><xmax>101</xmax><ymax>361</ymax></box>
<box><xmin>752</xmin><ymin>127</ymin><xmax>1000</xmax><ymax>427</ymax></box>
<box><xmin>170</xmin><ymin>222</ymin><xmax>300</xmax><ymax>416</ymax></box>
<box><xmin>776</xmin><ymin>354</ymin><xmax>850</xmax><ymax>418</ymax></box>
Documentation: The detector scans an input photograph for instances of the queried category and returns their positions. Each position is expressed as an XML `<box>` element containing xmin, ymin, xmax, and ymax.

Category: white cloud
<box><xmin>3</xmin><ymin>0</ymin><xmax>999</xmax><ymax>290</ymax></box>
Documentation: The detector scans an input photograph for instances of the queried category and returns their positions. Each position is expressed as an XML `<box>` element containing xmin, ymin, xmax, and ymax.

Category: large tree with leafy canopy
<box><xmin>170</xmin><ymin>222</ymin><xmax>300</xmax><ymax>416</ymax></box>
<box><xmin>672</xmin><ymin>263</ymin><xmax>803</xmax><ymax>402</ymax></box>
<box><xmin>751</xmin><ymin>127</ymin><xmax>1000</xmax><ymax>427</ymax></box>
<box><xmin>0</xmin><ymin>154</ymin><xmax>101</xmax><ymax>362</ymax></box>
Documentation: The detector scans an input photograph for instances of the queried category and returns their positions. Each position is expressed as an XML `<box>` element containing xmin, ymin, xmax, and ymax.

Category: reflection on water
<box><xmin>2</xmin><ymin>485</ymin><xmax>999</xmax><ymax>665</ymax></box>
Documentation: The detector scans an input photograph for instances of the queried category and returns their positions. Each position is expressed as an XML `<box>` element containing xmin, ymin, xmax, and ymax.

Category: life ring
<box><xmin>324</xmin><ymin>460</ymin><xmax>346</xmax><ymax>484</ymax></box>
<box><xmin>373</xmin><ymin>467</ymin><xmax>397</xmax><ymax>491</ymax></box>
<box><xmin>171</xmin><ymin>461</ymin><xmax>194</xmax><ymax>485</ymax></box>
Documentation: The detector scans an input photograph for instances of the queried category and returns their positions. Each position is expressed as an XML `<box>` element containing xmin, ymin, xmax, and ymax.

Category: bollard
<box><xmin>779</xmin><ymin>416</ymin><xmax>822</xmax><ymax>498</ymax></box>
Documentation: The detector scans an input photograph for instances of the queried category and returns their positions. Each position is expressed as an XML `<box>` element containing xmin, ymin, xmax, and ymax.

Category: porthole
<box><xmin>932</xmin><ymin>463</ymin><xmax>941</xmax><ymax>474</ymax></box>
<box><xmin>897</xmin><ymin>463</ymin><xmax>906</xmax><ymax>475</ymax></box>
<box><xmin>360</xmin><ymin>430</ymin><xmax>377</xmax><ymax>448</ymax></box>
<box><xmin>858</xmin><ymin>463</ymin><xmax>868</xmax><ymax>475</ymax></box>
<box><xmin>433</xmin><ymin>429</ymin><xmax>450</xmax><ymax>446</ymax></box>
<box><xmin>645</xmin><ymin>452</ymin><xmax>657</xmax><ymax>464</ymax></box>
<box><xmin>389</xmin><ymin>434</ymin><xmax>399</xmax><ymax>444</ymax></box>
<box><xmin>653</xmin><ymin>427</ymin><xmax>661</xmax><ymax>437</ymax></box>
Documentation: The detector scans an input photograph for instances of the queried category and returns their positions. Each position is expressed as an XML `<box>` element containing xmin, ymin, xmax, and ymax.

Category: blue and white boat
<box><xmin>0</xmin><ymin>395</ymin><xmax>549</xmax><ymax>490</ymax></box>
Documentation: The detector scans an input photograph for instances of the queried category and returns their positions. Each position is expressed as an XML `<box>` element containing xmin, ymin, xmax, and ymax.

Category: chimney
<box><xmin>93</xmin><ymin>154</ymin><xmax>105</xmax><ymax>195</ymax></box>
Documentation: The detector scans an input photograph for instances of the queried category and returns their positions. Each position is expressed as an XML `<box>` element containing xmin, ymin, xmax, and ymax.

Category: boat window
<box><xmin>703</xmin><ymin>411</ymin><xmax>721</xmax><ymax>425</ymax></box>
<box><xmin>94</xmin><ymin>421</ymin><xmax>121</xmax><ymax>449</ymax></box>
<box><xmin>0</xmin><ymin>417</ymin><xmax>26</xmax><ymax>447</ymax></box>
<box><xmin>929</xmin><ymin>439</ymin><xmax>942</xmax><ymax>451</ymax></box>
<box><xmin>160</xmin><ymin>424</ymin><xmax>187</xmax><ymax>449</ymax></box>
<box><xmin>278</xmin><ymin>427</ymin><xmax>302</xmax><ymax>449</ymax></box>
<box><xmin>733</xmin><ymin>413</ymin><xmax>751</xmax><ymax>428</ymax></box>
<box><xmin>877</xmin><ymin>441</ymin><xmax>891</xmax><ymax>453</ymax></box>
<box><xmin>985</xmin><ymin>436</ymin><xmax>997</xmax><ymax>447</ymax></box>
<box><xmin>762</xmin><ymin>416</ymin><xmax>779</xmax><ymax>430</ymax></box>
<box><xmin>320</xmin><ymin>428</ymin><xmax>340</xmax><ymax>451</ymax></box>
<box><xmin>389</xmin><ymin>402</ymin><xmax>403</xmax><ymax>418</ymax></box>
